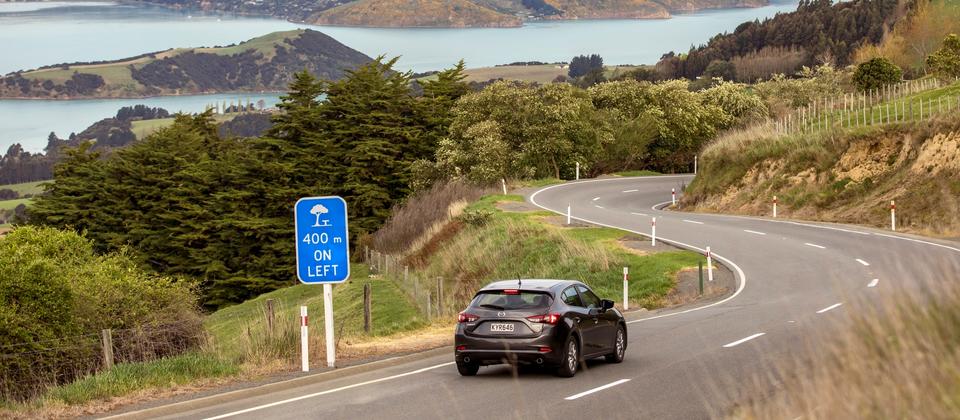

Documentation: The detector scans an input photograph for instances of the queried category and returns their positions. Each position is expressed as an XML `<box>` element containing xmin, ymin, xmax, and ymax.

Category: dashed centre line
<box><xmin>804</xmin><ymin>243</ymin><xmax>826</xmax><ymax>249</ymax></box>
<box><xmin>868</xmin><ymin>279</ymin><xmax>879</xmax><ymax>288</ymax></box>
<box><xmin>630</xmin><ymin>212</ymin><xmax>648</xmax><ymax>216</ymax></box>
<box><xmin>722</xmin><ymin>333</ymin><xmax>765</xmax><ymax>348</ymax></box>
<box><xmin>564</xmin><ymin>379</ymin><xmax>632</xmax><ymax>401</ymax></box>
<box><xmin>682</xmin><ymin>220</ymin><xmax>704</xmax><ymax>225</ymax></box>
<box><xmin>592</xmin><ymin>197</ymin><xmax>601</xmax><ymax>201</ymax></box>
<box><xmin>594</xmin><ymin>205</ymin><xmax>604</xmax><ymax>209</ymax></box>
<box><xmin>622</xmin><ymin>189</ymin><xmax>639</xmax><ymax>193</ymax></box>
<box><xmin>856</xmin><ymin>258</ymin><xmax>870</xmax><ymax>266</ymax></box>
<box><xmin>743</xmin><ymin>230</ymin><xmax>766</xmax><ymax>235</ymax></box>
<box><xmin>816</xmin><ymin>303</ymin><xmax>843</xmax><ymax>314</ymax></box>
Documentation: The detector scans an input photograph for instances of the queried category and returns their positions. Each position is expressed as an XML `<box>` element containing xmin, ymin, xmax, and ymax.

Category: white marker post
<box><xmin>300</xmin><ymin>306</ymin><xmax>309</xmax><ymax>372</ymax></box>
<box><xmin>575</xmin><ymin>162</ymin><xmax>580</xmax><ymax>180</ymax></box>
<box><xmin>622</xmin><ymin>267</ymin><xmax>629</xmax><ymax>311</ymax></box>
<box><xmin>566</xmin><ymin>205</ymin><xmax>572</xmax><ymax>225</ymax></box>
<box><xmin>890</xmin><ymin>200</ymin><xmax>896</xmax><ymax>231</ymax></box>
<box><xmin>694</xmin><ymin>155</ymin><xmax>698</xmax><ymax>175</ymax></box>
<box><xmin>651</xmin><ymin>217</ymin><xmax>657</xmax><ymax>247</ymax></box>
<box><xmin>706</xmin><ymin>246</ymin><xmax>714</xmax><ymax>282</ymax></box>
<box><xmin>323</xmin><ymin>284</ymin><xmax>335</xmax><ymax>368</ymax></box>
<box><xmin>671</xmin><ymin>188</ymin><xmax>676</xmax><ymax>206</ymax></box>
<box><xmin>773</xmin><ymin>195</ymin><xmax>778</xmax><ymax>218</ymax></box>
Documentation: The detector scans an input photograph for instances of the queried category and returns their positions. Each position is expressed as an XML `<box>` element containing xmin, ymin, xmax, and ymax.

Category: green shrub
<box><xmin>853</xmin><ymin>57</ymin><xmax>902</xmax><ymax>91</ymax></box>
<box><xmin>0</xmin><ymin>226</ymin><xmax>203</xmax><ymax>402</ymax></box>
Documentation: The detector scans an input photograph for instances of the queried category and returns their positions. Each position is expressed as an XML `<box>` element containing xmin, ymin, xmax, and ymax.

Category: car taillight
<box><xmin>538</xmin><ymin>346</ymin><xmax>552</xmax><ymax>353</ymax></box>
<box><xmin>527</xmin><ymin>313</ymin><xmax>561</xmax><ymax>325</ymax></box>
<box><xmin>503</xmin><ymin>289</ymin><xmax>520</xmax><ymax>295</ymax></box>
<box><xmin>458</xmin><ymin>312</ymin><xmax>479</xmax><ymax>323</ymax></box>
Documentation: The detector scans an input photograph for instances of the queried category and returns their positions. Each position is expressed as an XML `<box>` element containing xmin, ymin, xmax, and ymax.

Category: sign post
<box><xmin>622</xmin><ymin>267</ymin><xmax>629</xmax><ymax>311</ymax></box>
<box><xmin>295</xmin><ymin>196</ymin><xmax>350</xmax><ymax>370</ymax></box>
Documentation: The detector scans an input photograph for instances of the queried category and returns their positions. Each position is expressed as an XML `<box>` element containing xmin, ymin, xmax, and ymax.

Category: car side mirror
<box><xmin>600</xmin><ymin>299</ymin><xmax>615</xmax><ymax>312</ymax></box>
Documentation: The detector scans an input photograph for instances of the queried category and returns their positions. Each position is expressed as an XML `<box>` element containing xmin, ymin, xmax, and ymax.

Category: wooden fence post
<box><xmin>101</xmin><ymin>329</ymin><xmax>114</xmax><ymax>370</ymax></box>
<box><xmin>436</xmin><ymin>277</ymin><xmax>443</xmax><ymax>316</ymax></box>
<box><xmin>266</xmin><ymin>299</ymin><xmax>275</xmax><ymax>334</ymax></box>
<box><xmin>363</xmin><ymin>283</ymin><xmax>372</xmax><ymax>333</ymax></box>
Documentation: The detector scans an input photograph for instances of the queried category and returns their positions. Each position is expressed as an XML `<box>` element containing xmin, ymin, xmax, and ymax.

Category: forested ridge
<box><xmin>656</xmin><ymin>0</ymin><xmax>906</xmax><ymax>81</ymax></box>
<box><xmin>0</xmin><ymin>30</ymin><xmax>371</xmax><ymax>99</ymax></box>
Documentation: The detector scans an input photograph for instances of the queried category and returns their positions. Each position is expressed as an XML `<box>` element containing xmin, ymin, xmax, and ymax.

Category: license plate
<box><xmin>489</xmin><ymin>323</ymin><xmax>514</xmax><ymax>333</ymax></box>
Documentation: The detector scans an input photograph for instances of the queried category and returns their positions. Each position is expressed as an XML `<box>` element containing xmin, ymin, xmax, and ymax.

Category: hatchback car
<box><xmin>454</xmin><ymin>279</ymin><xmax>627</xmax><ymax>377</ymax></box>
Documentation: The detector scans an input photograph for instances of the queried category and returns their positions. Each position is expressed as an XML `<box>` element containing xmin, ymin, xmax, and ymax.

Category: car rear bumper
<box><xmin>454</xmin><ymin>333</ymin><xmax>565</xmax><ymax>366</ymax></box>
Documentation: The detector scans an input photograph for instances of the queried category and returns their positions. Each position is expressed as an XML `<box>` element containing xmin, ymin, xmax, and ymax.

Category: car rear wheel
<box><xmin>605</xmin><ymin>325</ymin><xmax>626</xmax><ymax>363</ymax></box>
<box><xmin>457</xmin><ymin>361</ymin><xmax>480</xmax><ymax>376</ymax></box>
<box><xmin>556</xmin><ymin>335</ymin><xmax>579</xmax><ymax>377</ymax></box>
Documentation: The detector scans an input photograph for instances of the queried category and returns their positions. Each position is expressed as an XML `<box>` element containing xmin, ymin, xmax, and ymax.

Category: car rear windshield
<box><xmin>470</xmin><ymin>291</ymin><xmax>553</xmax><ymax>310</ymax></box>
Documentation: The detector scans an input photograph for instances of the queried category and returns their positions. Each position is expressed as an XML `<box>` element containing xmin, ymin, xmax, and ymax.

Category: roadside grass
<box><xmin>0</xmin><ymin>353</ymin><xmax>238</xmax><ymax>414</ymax></box>
<box><xmin>206</xmin><ymin>264</ymin><xmax>427</xmax><ymax>364</ymax></box>
<box><xmin>414</xmin><ymin>193</ymin><xmax>703</xmax><ymax>310</ymax></box>
<box><xmin>0</xmin><ymin>180</ymin><xmax>46</xmax><ymax>196</ymax></box>
<box><xmin>734</xmin><ymin>265</ymin><xmax>960</xmax><ymax>419</ymax></box>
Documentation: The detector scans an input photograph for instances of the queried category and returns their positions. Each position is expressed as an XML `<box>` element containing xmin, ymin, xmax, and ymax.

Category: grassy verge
<box><xmin>411</xmin><ymin>193</ymin><xmax>703</xmax><ymax>310</ymax></box>
<box><xmin>612</xmin><ymin>170</ymin><xmax>662</xmax><ymax>177</ymax></box>
<box><xmin>206</xmin><ymin>264</ymin><xmax>428</xmax><ymax>363</ymax></box>
<box><xmin>1</xmin><ymin>353</ymin><xmax>238</xmax><ymax>414</ymax></box>
<box><xmin>735</xmin><ymin>266</ymin><xmax>960</xmax><ymax>418</ymax></box>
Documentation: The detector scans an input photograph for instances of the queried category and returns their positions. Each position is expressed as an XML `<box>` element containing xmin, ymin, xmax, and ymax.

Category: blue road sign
<box><xmin>295</xmin><ymin>196</ymin><xmax>350</xmax><ymax>284</ymax></box>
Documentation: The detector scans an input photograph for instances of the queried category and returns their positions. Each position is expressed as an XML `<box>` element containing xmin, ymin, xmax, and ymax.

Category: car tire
<box><xmin>457</xmin><ymin>361</ymin><xmax>480</xmax><ymax>376</ymax></box>
<box><xmin>556</xmin><ymin>335</ymin><xmax>580</xmax><ymax>377</ymax></box>
<box><xmin>605</xmin><ymin>325</ymin><xmax>626</xmax><ymax>363</ymax></box>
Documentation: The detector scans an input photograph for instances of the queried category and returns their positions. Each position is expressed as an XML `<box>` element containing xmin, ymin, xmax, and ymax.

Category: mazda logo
<box><xmin>497</xmin><ymin>311</ymin><xmax>505</xmax><ymax>317</ymax></box>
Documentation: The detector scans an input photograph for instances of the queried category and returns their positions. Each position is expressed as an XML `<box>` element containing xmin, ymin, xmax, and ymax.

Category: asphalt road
<box><xmin>111</xmin><ymin>175</ymin><xmax>960</xmax><ymax>420</ymax></box>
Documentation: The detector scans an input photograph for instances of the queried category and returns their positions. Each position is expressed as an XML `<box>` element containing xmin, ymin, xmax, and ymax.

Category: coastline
<box><xmin>0</xmin><ymin>90</ymin><xmax>286</xmax><ymax>101</ymax></box>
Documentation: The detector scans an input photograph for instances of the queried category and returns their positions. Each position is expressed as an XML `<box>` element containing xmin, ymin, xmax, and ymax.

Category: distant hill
<box><xmin>0</xmin><ymin>29</ymin><xmax>371</xmax><ymax>99</ymax></box>
<box><xmin>135</xmin><ymin>0</ymin><xmax>767</xmax><ymax>28</ymax></box>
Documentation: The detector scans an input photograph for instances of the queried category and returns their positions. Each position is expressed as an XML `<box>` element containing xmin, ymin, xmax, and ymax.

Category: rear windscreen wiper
<box><xmin>479</xmin><ymin>304</ymin><xmax>505</xmax><ymax>310</ymax></box>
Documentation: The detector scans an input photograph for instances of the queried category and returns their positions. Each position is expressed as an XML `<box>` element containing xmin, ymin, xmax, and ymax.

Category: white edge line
<box><xmin>528</xmin><ymin>178</ymin><xmax>747</xmax><ymax>325</ymax></box>
<box><xmin>816</xmin><ymin>303</ymin><xmax>843</xmax><ymax>314</ymax></box>
<box><xmin>564</xmin><ymin>379</ymin><xmax>631</xmax><ymax>401</ymax></box>
<box><xmin>872</xmin><ymin>232</ymin><xmax>960</xmax><ymax>253</ymax></box>
<box><xmin>855</xmin><ymin>258</ymin><xmax>870</xmax><ymax>266</ymax></box>
<box><xmin>722</xmin><ymin>333</ymin><xmax>765</xmax><ymax>348</ymax></box>
<box><xmin>682</xmin><ymin>220</ymin><xmax>704</xmax><ymax>225</ymax></box>
<box><xmin>202</xmin><ymin>362</ymin><xmax>455</xmax><ymax>420</ymax></box>
<box><xmin>630</xmin><ymin>212</ymin><xmax>648</xmax><ymax>216</ymax></box>
<box><xmin>743</xmin><ymin>230</ymin><xmax>766</xmax><ymax>235</ymax></box>
<box><xmin>804</xmin><ymin>242</ymin><xmax>826</xmax><ymax>249</ymax></box>
<box><xmin>867</xmin><ymin>278</ymin><xmax>879</xmax><ymax>288</ymax></box>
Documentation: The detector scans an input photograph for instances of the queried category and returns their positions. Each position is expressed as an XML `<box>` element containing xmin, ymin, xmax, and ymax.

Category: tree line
<box><xmin>656</xmin><ymin>0</ymin><xmax>904</xmax><ymax>82</ymax></box>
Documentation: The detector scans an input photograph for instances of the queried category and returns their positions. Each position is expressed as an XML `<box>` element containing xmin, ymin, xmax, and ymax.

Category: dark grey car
<box><xmin>454</xmin><ymin>279</ymin><xmax>627</xmax><ymax>377</ymax></box>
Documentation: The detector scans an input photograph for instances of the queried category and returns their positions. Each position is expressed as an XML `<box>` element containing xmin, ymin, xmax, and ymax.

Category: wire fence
<box><xmin>773</xmin><ymin>77</ymin><xmax>959</xmax><ymax>135</ymax></box>
<box><xmin>363</xmin><ymin>246</ymin><xmax>465</xmax><ymax>321</ymax></box>
<box><xmin>0</xmin><ymin>323</ymin><xmax>205</xmax><ymax>403</ymax></box>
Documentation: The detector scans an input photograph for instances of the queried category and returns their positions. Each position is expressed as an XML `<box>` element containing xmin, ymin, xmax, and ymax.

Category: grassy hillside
<box><xmin>308</xmin><ymin>0</ymin><xmax>766</xmax><ymax>27</ymax></box>
<box><xmin>684</xmin><ymin>80</ymin><xmax>960</xmax><ymax>238</ymax></box>
<box><xmin>0</xmin><ymin>198</ymin><xmax>31</xmax><ymax>212</ymax></box>
<box><xmin>0</xmin><ymin>181</ymin><xmax>45</xmax><ymax>197</ymax></box>
<box><xmin>1</xmin><ymin>30</ymin><xmax>371</xmax><ymax>99</ymax></box>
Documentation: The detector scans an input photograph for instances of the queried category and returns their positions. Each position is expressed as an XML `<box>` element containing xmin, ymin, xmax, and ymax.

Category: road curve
<box><xmin>111</xmin><ymin>175</ymin><xmax>960</xmax><ymax>420</ymax></box>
